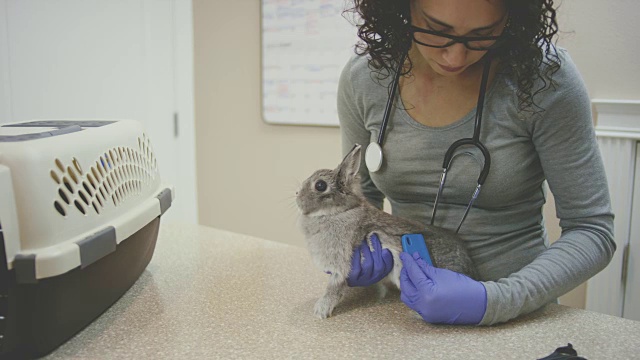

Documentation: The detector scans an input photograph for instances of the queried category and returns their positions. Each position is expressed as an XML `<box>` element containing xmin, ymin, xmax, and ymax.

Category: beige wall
<box><xmin>556</xmin><ymin>0</ymin><xmax>640</xmax><ymax>100</ymax></box>
<box><xmin>193</xmin><ymin>0</ymin><xmax>341</xmax><ymax>248</ymax></box>
<box><xmin>194</xmin><ymin>0</ymin><xmax>640</xmax><ymax>308</ymax></box>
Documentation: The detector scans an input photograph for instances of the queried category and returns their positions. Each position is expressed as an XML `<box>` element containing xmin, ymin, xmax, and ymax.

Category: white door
<box><xmin>623</xmin><ymin>143</ymin><xmax>640</xmax><ymax>320</ymax></box>
<box><xmin>0</xmin><ymin>0</ymin><xmax>197</xmax><ymax>224</ymax></box>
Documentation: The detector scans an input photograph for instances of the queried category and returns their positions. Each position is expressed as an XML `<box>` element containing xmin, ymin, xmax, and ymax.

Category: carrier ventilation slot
<box><xmin>50</xmin><ymin>134</ymin><xmax>158</xmax><ymax>217</ymax></box>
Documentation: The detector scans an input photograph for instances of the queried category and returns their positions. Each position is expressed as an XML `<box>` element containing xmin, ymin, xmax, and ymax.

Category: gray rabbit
<box><xmin>296</xmin><ymin>144</ymin><xmax>477</xmax><ymax>319</ymax></box>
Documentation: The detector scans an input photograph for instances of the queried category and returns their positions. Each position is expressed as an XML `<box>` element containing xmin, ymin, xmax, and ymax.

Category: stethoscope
<box><xmin>365</xmin><ymin>53</ymin><xmax>493</xmax><ymax>233</ymax></box>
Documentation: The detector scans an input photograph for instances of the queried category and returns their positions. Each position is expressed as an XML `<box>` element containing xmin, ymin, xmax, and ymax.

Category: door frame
<box><xmin>172</xmin><ymin>0</ymin><xmax>198</xmax><ymax>224</ymax></box>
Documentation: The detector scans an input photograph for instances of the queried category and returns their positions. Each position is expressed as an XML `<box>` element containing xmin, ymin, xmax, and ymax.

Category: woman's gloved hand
<box><xmin>346</xmin><ymin>233</ymin><xmax>394</xmax><ymax>287</ymax></box>
<box><xmin>399</xmin><ymin>252</ymin><xmax>487</xmax><ymax>325</ymax></box>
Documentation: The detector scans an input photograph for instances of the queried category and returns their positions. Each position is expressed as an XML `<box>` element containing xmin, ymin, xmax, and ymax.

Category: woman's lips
<box><xmin>439</xmin><ymin>63</ymin><xmax>465</xmax><ymax>72</ymax></box>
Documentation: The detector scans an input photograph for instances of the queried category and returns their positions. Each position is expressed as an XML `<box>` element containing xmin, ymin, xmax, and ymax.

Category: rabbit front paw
<box><xmin>314</xmin><ymin>296</ymin><xmax>336</xmax><ymax>319</ymax></box>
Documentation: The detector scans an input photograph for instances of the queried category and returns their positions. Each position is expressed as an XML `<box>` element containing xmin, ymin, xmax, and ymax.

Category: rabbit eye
<box><xmin>314</xmin><ymin>180</ymin><xmax>327</xmax><ymax>192</ymax></box>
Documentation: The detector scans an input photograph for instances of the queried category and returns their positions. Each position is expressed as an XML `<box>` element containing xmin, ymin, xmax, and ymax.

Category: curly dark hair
<box><xmin>345</xmin><ymin>0</ymin><xmax>561</xmax><ymax>113</ymax></box>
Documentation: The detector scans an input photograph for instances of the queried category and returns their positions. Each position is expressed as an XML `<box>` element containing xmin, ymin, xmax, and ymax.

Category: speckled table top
<box><xmin>44</xmin><ymin>223</ymin><xmax>640</xmax><ymax>359</ymax></box>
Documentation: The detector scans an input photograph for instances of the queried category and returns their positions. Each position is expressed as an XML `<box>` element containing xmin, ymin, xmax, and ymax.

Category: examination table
<box><xmin>42</xmin><ymin>223</ymin><xmax>640</xmax><ymax>359</ymax></box>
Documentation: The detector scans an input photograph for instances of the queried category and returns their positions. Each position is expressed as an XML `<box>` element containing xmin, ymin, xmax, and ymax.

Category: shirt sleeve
<box><xmin>479</xmin><ymin>49</ymin><xmax>616</xmax><ymax>325</ymax></box>
<box><xmin>337</xmin><ymin>56</ymin><xmax>385</xmax><ymax>209</ymax></box>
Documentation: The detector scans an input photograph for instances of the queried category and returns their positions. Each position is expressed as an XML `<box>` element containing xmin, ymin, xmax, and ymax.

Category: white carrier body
<box><xmin>0</xmin><ymin>120</ymin><xmax>174</xmax><ymax>282</ymax></box>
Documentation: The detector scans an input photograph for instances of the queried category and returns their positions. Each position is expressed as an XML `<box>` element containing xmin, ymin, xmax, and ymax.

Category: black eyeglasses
<box><xmin>410</xmin><ymin>25</ymin><xmax>507</xmax><ymax>51</ymax></box>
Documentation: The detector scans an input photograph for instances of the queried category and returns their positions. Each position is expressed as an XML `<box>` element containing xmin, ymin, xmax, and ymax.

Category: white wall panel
<box><xmin>0</xmin><ymin>0</ymin><xmax>196</xmax><ymax>223</ymax></box>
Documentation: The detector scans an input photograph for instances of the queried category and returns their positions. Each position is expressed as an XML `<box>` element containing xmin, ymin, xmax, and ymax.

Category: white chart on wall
<box><xmin>261</xmin><ymin>0</ymin><xmax>359</xmax><ymax>126</ymax></box>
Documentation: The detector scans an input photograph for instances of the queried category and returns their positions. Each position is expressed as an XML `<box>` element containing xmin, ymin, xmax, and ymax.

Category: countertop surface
<box><xmin>44</xmin><ymin>223</ymin><xmax>640</xmax><ymax>359</ymax></box>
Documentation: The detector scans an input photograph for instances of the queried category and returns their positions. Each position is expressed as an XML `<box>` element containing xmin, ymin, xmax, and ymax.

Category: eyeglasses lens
<box><xmin>412</xmin><ymin>32</ymin><xmax>499</xmax><ymax>50</ymax></box>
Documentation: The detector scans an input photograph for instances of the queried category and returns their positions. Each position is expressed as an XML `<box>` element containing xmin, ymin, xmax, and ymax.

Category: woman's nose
<box><xmin>442</xmin><ymin>43</ymin><xmax>467</xmax><ymax>67</ymax></box>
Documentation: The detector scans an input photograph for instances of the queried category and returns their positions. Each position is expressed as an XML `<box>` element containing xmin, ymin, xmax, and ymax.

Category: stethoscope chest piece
<box><xmin>365</xmin><ymin>142</ymin><xmax>383</xmax><ymax>173</ymax></box>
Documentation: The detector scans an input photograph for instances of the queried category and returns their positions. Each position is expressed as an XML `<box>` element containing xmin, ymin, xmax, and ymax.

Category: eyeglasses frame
<box><xmin>409</xmin><ymin>17</ymin><xmax>510</xmax><ymax>51</ymax></box>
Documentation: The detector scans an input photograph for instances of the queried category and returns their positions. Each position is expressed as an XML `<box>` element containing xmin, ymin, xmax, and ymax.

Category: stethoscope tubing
<box><xmin>440</xmin><ymin>57</ymin><xmax>493</xmax><ymax>185</ymax></box>
<box><xmin>377</xmin><ymin>52</ymin><xmax>408</xmax><ymax>146</ymax></box>
<box><xmin>368</xmin><ymin>52</ymin><xmax>494</xmax><ymax>233</ymax></box>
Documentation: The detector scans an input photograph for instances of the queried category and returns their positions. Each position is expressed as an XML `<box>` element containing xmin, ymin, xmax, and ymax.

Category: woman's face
<box><xmin>409</xmin><ymin>0</ymin><xmax>508</xmax><ymax>77</ymax></box>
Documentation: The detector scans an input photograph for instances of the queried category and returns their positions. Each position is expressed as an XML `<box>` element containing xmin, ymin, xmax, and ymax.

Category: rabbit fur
<box><xmin>296</xmin><ymin>144</ymin><xmax>477</xmax><ymax>319</ymax></box>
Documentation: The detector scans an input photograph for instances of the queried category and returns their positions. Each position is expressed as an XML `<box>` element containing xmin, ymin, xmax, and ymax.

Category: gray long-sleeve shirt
<box><xmin>337</xmin><ymin>47</ymin><xmax>615</xmax><ymax>325</ymax></box>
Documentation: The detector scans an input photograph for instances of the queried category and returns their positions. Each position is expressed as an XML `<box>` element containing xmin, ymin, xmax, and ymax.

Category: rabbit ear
<box><xmin>337</xmin><ymin>144</ymin><xmax>362</xmax><ymax>182</ymax></box>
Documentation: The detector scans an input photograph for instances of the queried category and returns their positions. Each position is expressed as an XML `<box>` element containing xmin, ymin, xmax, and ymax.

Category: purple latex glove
<box><xmin>399</xmin><ymin>252</ymin><xmax>487</xmax><ymax>325</ymax></box>
<box><xmin>346</xmin><ymin>233</ymin><xmax>394</xmax><ymax>287</ymax></box>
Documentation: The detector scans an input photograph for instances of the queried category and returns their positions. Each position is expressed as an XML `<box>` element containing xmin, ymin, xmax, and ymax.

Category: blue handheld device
<box><xmin>401</xmin><ymin>234</ymin><xmax>434</xmax><ymax>266</ymax></box>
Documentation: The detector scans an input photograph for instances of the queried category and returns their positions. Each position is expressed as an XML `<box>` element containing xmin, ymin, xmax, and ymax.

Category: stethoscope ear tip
<box><xmin>365</xmin><ymin>142</ymin><xmax>383</xmax><ymax>173</ymax></box>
